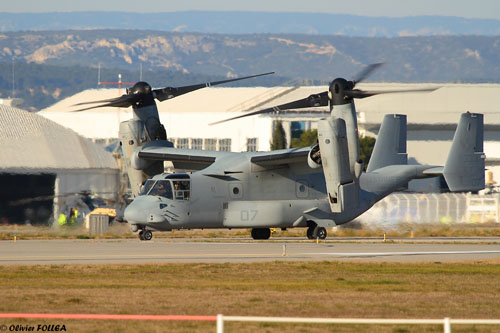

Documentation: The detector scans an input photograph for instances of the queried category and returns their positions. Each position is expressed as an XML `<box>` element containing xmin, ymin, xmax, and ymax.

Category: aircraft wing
<box><xmin>135</xmin><ymin>142</ymin><xmax>311</xmax><ymax>171</ymax></box>
<box><xmin>250</xmin><ymin>147</ymin><xmax>309</xmax><ymax>166</ymax></box>
<box><xmin>135</xmin><ymin>142</ymin><xmax>233</xmax><ymax>170</ymax></box>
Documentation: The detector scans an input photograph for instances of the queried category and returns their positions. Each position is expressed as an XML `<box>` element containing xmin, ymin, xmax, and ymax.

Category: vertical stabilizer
<box><xmin>443</xmin><ymin>113</ymin><xmax>485</xmax><ymax>192</ymax></box>
<box><xmin>367</xmin><ymin>114</ymin><xmax>407</xmax><ymax>172</ymax></box>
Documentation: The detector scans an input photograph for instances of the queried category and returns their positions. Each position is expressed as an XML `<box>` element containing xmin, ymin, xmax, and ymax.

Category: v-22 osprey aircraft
<box><xmin>77</xmin><ymin>64</ymin><xmax>485</xmax><ymax>241</ymax></box>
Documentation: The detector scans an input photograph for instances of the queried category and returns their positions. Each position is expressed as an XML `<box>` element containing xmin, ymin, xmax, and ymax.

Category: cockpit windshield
<box><xmin>139</xmin><ymin>180</ymin><xmax>155</xmax><ymax>196</ymax></box>
<box><xmin>148</xmin><ymin>180</ymin><xmax>173</xmax><ymax>199</ymax></box>
<box><xmin>139</xmin><ymin>177</ymin><xmax>190</xmax><ymax>201</ymax></box>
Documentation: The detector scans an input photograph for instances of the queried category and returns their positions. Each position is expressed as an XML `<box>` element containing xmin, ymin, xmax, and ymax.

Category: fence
<box><xmin>1</xmin><ymin>313</ymin><xmax>499</xmax><ymax>332</ymax></box>
<box><xmin>217</xmin><ymin>315</ymin><xmax>500</xmax><ymax>333</ymax></box>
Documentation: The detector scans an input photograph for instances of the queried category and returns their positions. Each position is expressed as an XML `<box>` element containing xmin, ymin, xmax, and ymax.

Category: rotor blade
<box><xmin>72</xmin><ymin>94</ymin><xmax>137</xmax><ymax>112</ymax></box>
<box><xmin>210</xmin><ymin>91</ymin><xmax>328</xmax><ymax>125</ymax></box>
<box><xmin>154</xmin><ymin>72</ymin><xmax>275</xmax><ymax>102</ymax></box>
<box><xmin>345</xmin><ymin>87</ymin><xmax>439</xmax><ymax>99</ymax></box>
<box><xmin>352</xmin><ymin>63</ymin><xmax>385</xmax><ymax>85</ymax></box>
<box><xmin>72</xmin><ymin>95</ymin><xmax>128</xmax><ymax>106</ymax></box>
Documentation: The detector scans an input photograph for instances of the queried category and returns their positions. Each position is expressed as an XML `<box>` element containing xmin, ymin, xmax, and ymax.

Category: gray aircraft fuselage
<box><xmin>124</xmin><ymin>151</ymin><xmax>431</xmax><ymax>232</ymax></box>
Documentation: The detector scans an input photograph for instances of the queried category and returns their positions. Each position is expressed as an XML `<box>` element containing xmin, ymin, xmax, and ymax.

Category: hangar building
<box><xmin>0</xmin><ymin>105</ymin><xmax>119</xmax><ymax>225</ymax></box>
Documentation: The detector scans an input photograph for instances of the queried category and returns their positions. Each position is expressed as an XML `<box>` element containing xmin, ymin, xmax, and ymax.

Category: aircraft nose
<box><xmin>124</xmin><ymin>196</ymin><xmax>168</xmax><ymax>225</ymax></box>
<box><xmin>124</xmin><ymin>201</ymin><xmax>144</xmax><ymax>224</ymax></box>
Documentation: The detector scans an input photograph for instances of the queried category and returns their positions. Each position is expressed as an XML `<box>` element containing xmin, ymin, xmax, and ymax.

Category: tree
<box><xmin>359</xmin><ymin>135</ymin><xmax>376</xmax><ymax>169</ymax></box>
<box><xmin>270</xmin><ymin>120</ymin><xmax>287</xmax><ymax>150</ymax></box>
<box><xmin>291</xmin><ymin>129</ymin><xmax>317</xmax><ymax>148</ymax></box>
<box><xmin>290</xmin><ymin>129</ymin><xmax>376</xmax><ymax>170</ymax></box>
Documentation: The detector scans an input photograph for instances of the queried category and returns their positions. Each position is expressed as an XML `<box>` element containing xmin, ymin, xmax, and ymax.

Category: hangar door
<box><xmin>0</xmin><ymin>173</ymin><xmax>56</xmax><ymax>225</ymax></box>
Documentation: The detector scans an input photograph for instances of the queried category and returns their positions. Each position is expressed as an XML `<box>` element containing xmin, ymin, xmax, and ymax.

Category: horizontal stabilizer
<box><xmin>367</xmin><ymin>114</ymin><xmax>407</xmax><ymax>172</ymax></box>
<box><xmin>443</xmin><ymin>113</ymin><xmax>485</xmax><ymax>192</ymax></box>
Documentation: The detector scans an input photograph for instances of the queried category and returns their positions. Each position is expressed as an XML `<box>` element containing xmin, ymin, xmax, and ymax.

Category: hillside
<box><xmin>1</xmin><ymin>30</ymin><xmax>500</xmax><ymax>110</ymax></box>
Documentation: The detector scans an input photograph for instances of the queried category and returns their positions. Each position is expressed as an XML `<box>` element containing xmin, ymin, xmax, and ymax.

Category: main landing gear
<box><xmin>139</xmin><ymin>229</ymin><xmax>153</xmax><ymax>241</ymax></box>
<box><xmin>306</xmin><ymin>222</ymin><xmax>327</xmax><ymax>240</ymax></box>
<box><xmin>251</xmin><ymin>228</ymin><xmax>271</xmax><ymax>240</ymax></box>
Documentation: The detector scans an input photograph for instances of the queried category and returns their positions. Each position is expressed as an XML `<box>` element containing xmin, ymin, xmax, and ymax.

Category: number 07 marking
<box><xmin>241</xmin><ymin>210</ymin><xmax>258</xmax><ymax>221</ymax></box>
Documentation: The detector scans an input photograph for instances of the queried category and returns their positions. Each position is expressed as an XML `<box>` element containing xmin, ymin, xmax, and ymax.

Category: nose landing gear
<box><xmin>138</xmin><ymin>229</ymin><xmax>153</xmax><ymax>241</ymax></box>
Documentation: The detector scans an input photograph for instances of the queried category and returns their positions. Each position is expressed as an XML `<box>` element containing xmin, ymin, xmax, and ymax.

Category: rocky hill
<box><xmin>1</xmin><ymin>30</ymin><xmax>500</xmax><ymax>110</ymax></box>
<box><xmin>2</xmin><ymin>30</ymin><xmax>500</xmax><ymax>81</ymax></box>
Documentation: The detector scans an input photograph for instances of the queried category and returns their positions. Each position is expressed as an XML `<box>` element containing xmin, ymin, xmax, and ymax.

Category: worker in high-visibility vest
<box><xmin>58</xmin><ymin>213</ymin><xmax>67</xmax><ymax>226</ymax></box>
<box><xmin>69</xmin><ymin>208</ymin><xmax>79</xmax><ymax>226</ymax></box>
<box><xmin>73</xmin><ymin>208</ymin><xmax>79</xmax><ymax>225</ymax></box>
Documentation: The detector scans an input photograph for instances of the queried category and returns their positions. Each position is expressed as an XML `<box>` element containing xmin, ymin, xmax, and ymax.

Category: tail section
<box><xmin>443</xmin><ymin>113</ymin><xmax>485</xmax><ymax>192</ymax></box>
<box><xmin>367</xmin><ymin>114</ymin><xmax>407</xmax><ymax>172</ymax></box>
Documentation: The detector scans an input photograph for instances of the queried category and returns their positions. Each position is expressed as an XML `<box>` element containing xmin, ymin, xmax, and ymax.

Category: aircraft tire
<box><xmin>251</xmin><ymin>228</ymin><xmax>271</xmax><ymax>240</ymax></box>
<box><xmin>143</xmin><ymin>230</ymin><xmax>153</xmax><ymax>241</ymax></box>
<box><xmin>306</xmin><ymin>226</ymin><xmax>315</xmax><ymax>239</ymax></box>
<box><xmin>313</xmin><ymin>226</ymin><xmax>327</xmax><ymax>240</ymax></box>
<box><xmin>138</xmin><ymin>230</ymin><xmax>144</xmax><ymax>240</ymax></box>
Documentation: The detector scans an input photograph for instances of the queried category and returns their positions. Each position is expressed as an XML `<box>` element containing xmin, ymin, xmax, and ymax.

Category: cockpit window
<box><xmin>139</xmin><ymin>180</ymin><xmax>156</xmax><ymax>196</ymax></box>
<box><xmin>172</xmin><ymin>180</ymin><xmax>190</xmax><ymax>200</ymax></box>
<box><xmin>148</xmin><ymin>180</ymin><xmax>173</xmax><ymax>199</ymax></box>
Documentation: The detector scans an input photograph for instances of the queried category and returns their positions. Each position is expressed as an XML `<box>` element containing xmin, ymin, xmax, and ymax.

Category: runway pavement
<box><xmin>1</xmin><ymin>238</ymin><xmax>499</xmax><ymax>264</ymax></box>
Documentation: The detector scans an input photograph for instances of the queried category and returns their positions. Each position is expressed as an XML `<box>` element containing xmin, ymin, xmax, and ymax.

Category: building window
<box><xmin>191</xmin><ymin>138</ymin><xmax>203</xmax><ymax>150</ymax></box>
<box><xmin>204</xmin><ymin>138</ymin><xmax>217</xmax><ymax>151</ymax></box>
<box><xmin>218</xmin><ymin>139</ymin><xmax>232</xmax><ymax>152</ymax></box>
<box><xmin>176</xmin><ymin>138</ymin><xmax>189</xmax><ymax>149</ymax></box>
<box><xmin>291</xmin><ymin>121</ymin><xmax>305</xmax><ymax>139</ymax></box>
<box><xmin>247</xmin><ymin>138</ymin><xmax>258</xmax><ymax>152</ymax></box>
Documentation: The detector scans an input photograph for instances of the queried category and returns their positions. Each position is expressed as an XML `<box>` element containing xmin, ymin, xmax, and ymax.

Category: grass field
<box><xmin>1</xmin><ymin>261</ymin><xmax>499</xmax><ymax>332</ymax></box>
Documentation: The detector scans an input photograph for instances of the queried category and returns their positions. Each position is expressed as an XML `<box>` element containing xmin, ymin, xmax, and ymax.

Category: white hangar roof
<box><xmin>38</xmin><ymin>83</ymin><xmax>500</xmax><ymax>139</ymax></box>
<box><xmin>0</xmin><ymin>105</ymin><xmax>117</xmax><ymax>171</ymax></box>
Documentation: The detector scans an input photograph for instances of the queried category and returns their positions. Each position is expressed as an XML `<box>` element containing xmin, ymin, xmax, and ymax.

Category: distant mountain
<box><xmin>1</xmin><ymin>30</ymin><xmax>499</xmax><ymax>82</ymax></box>
<box><xmin>2</xmin><ymin>29</ymin><xmax>500</xmax><ymax>110</ymax></box>
<box><xmin>1</xmin><ymin>11</ymin><xmax>500</xmax><ymax>37</ymax></box>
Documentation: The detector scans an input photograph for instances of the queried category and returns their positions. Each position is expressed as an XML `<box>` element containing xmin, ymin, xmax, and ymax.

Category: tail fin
<box><xmin>366</xmin><ymin>114</ymin><xmax>407</xmax><ymax>172</ymax></box>
<box><xmin>443</xmin><ymin>113</ymin><xmax>485</xmax><ymax>192</ymax></box>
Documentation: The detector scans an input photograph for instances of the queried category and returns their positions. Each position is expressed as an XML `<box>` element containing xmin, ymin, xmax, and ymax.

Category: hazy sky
<box><xmin>2</xmin><ymin>0</ymin><xmax>500</xmax><ymax>20</ymax></box>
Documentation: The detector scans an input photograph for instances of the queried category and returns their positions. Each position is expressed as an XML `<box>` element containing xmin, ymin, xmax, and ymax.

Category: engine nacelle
<box><xmin>307</xmin><ymin>142</ymin><xmax>322</xmax><ymax>169</ymax></box>
<box><xmin>120</xmin><ymin>119</ymin><xmax>164</xmax><ymax>197</ymax></box>
<box><xmin>318</xmin><ymin>117</ymin><xmax>359</xmax><ymax>213</ymax></box>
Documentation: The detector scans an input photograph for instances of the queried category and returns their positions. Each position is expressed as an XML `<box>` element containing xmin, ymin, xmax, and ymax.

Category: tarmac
<box><xmin>1</xmin><ymin>238</ymin><xmax>499</xmax><ymax>264</ymax></box>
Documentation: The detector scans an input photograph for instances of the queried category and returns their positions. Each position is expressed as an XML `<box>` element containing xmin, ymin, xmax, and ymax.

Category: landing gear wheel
<box><xmin>251</xmin><ymin>228</ymin><xmax>271</xmax><ymax>240</ymax></box>
<box><xmin>143</xmin><ymin>230</ymin><xmax>153</xmax><ymax>241</ymax></box>
<box><xmin>312</xmin><ymin>226</ymin><xmax>327</xmax><ymax>240</ymax></box>
<box><xmin>306</xmin><ymin>226</ymin><xmax>315</xmax><ymax>239</ymax></box>
<box><xmin>138</xmin><ymin>230</ymin><xmax>144</xmax><ymax>240</ymax></box>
